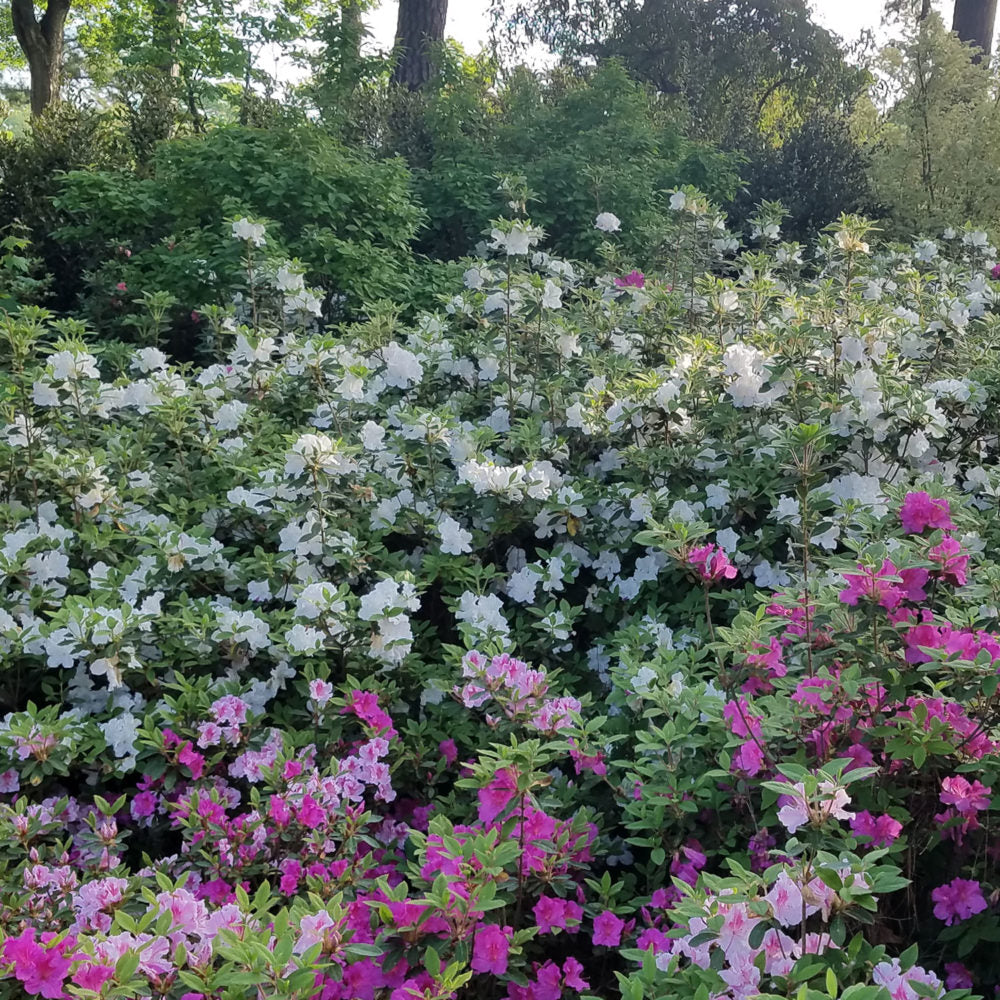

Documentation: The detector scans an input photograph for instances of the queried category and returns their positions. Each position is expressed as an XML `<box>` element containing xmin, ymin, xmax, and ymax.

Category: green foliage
<box><xmin>492</xmin><ymin>0</ymin><xmax>867</xmax><ymax>145</ymax></box>
<box><xmin>54</xmin><ymin>125</ymin><xmax>427</xmax><ymax>344</ymax></box>
<box><xmin>376</xmin><ymin>57</ymin><xmax>740</xmax><ymax>261</ymax></box>
<box><xmin>0</xmin><ymin>103</ymin><xmax>131</xmax><ymax>310</ymax></box>
<box><xmin>870</xmin><ymin>13</ymin><xmax>1000</xmax><ymax>239</ymax></box>
<box><xmin>732</xmin><ymin>110</ymin><xmax>882</xmax><ymax>242</ymax></box>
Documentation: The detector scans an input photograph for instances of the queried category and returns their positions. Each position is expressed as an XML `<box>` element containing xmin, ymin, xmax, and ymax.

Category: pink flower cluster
<box><xmin>342</xmin><ymin>689</ymin><xmax>398</xmax><ymax>738</ymax></box>
<box><xmin>505</xmin><ymin>958</ymin><xmax>589</xmax><ymax>1000</ymax></box>
<box><xmin>838</xmin><ymin>560</ymin><xmax>927</xmax><ymax>610</ymax></box>
<box><xmin>742</xmin><ymin>636</ymin><xmax>786</xmax><ymax>694</ymax></box>
<box><xmin>934</xmin><ymin>775</ymin><xmax>991</xmax><ymax>844</ymax></box>
<box><xmin>849</xmin><ymin>811</ymin><xmax>902</xmax><ymax>847</ymax></box>
<box><xmin>1</xmin><ymin>929</ymin><xmax>77</xmax><ymax>999</ymax></box>
<box><xmin>725</xmin><ymin>697</ymin><xmax>766</xmax><ymax>776</ymax></box>
<box><xmin>456</xmin><ymin>651</ymin><xmax>582</xmax><ymax>735</ymax></box>
<box><xmin>839</xmin><ymin>494</ymin><xmax>968</xmax><ymax>614</ymax></box>
<box><xmin>900</xmin><ymin>491</ymin><xmax>955</xmax><ymax>535</ymax></box>
<box><xmin>197</xmin><ymin>694</ymin><xmax>250</xmax><ymax>748</ymax></box>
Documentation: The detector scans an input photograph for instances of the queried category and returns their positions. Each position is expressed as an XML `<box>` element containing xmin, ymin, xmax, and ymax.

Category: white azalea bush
<box><xmin>1</xmin><ymin>196</ymin><xmax>1000</xmax><ymax>998</ymax></box>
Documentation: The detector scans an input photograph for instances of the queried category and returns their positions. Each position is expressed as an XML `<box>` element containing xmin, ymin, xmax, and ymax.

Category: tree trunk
<box><xmin>953</xmin><ymin>0</ymin><xmax>998</xmax><ymax>62</ymax></box>
<box><xmin>151</xmin><ymin>0</ymin><xmax>184</xmax><ymax>79</ymax></box>
<box><xmin>342</xmin><ymin>0</ymin><xmax>364</xmax><ymax>39</ymax></box>
<box><xmin>10</xmin><ymin>0</ymin><xmax>72</xmax><ymax>117</ymax></box>
<box><xmin>144</xmin><ymin>0</ymin><xmax>186</xmax><ymax>142</ymax></box>
<box><xmin>391</xmin><ymin>0</ymin><xmax>448</xmax><ymax>90</ymax></box>
<box><xmin>340</xmin><ymin>0</ymin><xmax>366</xmax><ymax>80</ymax></box>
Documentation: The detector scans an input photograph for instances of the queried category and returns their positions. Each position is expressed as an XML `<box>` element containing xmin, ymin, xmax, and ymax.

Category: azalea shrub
<box><xmin>3</xmin><ymin>188</ymin><xmax>1000</xmax><ymax>1000</ymax></box>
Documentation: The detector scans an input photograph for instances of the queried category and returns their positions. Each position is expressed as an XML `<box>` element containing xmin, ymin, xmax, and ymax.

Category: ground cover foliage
<box><xmin>4</xmin><ymin>187</ymin><xmax>1000</xmax><ymax>999</ymax></box>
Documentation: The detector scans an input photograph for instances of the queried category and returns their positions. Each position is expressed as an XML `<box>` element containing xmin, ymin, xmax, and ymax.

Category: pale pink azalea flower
<box><xmin>764</xmin><ymin>871</ymin><xmax>803</xmax><ymax>927</ymax></box>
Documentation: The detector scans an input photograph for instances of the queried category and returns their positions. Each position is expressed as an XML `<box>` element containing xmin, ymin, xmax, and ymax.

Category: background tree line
<box><xmin>2</xmin><ymin>0</ymin><xmax>1000</xmax><ymax>351</ymax></box>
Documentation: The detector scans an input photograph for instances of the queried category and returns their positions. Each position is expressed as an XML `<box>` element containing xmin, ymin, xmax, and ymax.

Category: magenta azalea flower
<box><xmin>592</xmin><ymin>910</ymin><xmax>625</xmax><ymax>946</ymax></box>
<box><xmin>839</xmin><ymin>559</ymin><xmax>904</xmax><ymax>609</ymax></box>
<box><xmin>614</xmin><ymin>270</ymin><xmax>646</xmax><ymax>289</ymax></box>
<box><xmin>2</xmin><ymin>929</ymin><xmax>75</xmax><ymax>999</ymax></box>
<box><xmin>929</xmin><ymin>535</ymin><xmax>969</xmax><ymax>587</ymax></box>
<box><xmin>940</xmin><ymin>775</ymin><xmax>991</xmax><ymax>815</ymax></box>
<box><xmin>945</xmin><ymin>962</ymin><xmax>974</xmax><ymax>989</ymax></box>
<box><xmin>932</xmin><ymin>877</ymin><xmax>987</xmax><ymax>925</ymax></box>
<box><xmin>533</xmin><ymin>895</ymin><xmax>583</xmax><ymax>934</ymax></box>
<box><xmin>900</xmin><ymin>491</ymin><xmax>955</xmax><ymax>534</ymax></box>
<box><xmin>471</xmin><ymin>923</ymin><xmax>511</xmax><ymax>975</ymax></box>
<box><xmin>850</xmin><ymin>810</ymin><xmax>903</xmax><ymax>847</ymax></box>
<box><xmin>687</xmin><ymin>543</ymin><xmax>738</xmax><ymax>584</ymax></box>
<box><xmin>477</xmin><ymin>768</ymin><xmax>518</xmax><ymax>825</ymax></box>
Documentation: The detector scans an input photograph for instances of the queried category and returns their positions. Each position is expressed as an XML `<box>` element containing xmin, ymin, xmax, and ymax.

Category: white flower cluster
<box><xmin>3</xmin><ymin>201</ymin><xmax>1000</xmax><ymax>774</ymax></box>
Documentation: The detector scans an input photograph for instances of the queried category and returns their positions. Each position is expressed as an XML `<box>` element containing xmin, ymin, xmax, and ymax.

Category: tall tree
<box><xmin>391</xmin><ymin>0</ymin><xmax>447</xmax><ymax>89</ymax></box>
<box><xmin>884</xmin><ymin>0</ymin><xmax>933</xmax><ymax>23</ymax></box>
<box><xmin>492</xmin><ymin>0</ymin><xmax>863</xmax><ymax>146</ymax></box>
<box><xmin>10</xmin><ymin>0</ymin><xmax>71</xmax><ymax>116</ymax></box>
<box><xmin>952</xmin><ymin>0</ymin><xmax>998</xmax><ymax>61</ymax></box>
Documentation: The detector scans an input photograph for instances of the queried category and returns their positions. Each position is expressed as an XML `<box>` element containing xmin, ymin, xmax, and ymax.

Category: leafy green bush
<box><xmin>375</xmin><ymin>58</ymin><xmax>741</xmax><ymax>261</ymax></box>
<box><xmin>731</xmin><ymin>110</ymin><xmax>882</xmax><ymax>242</ymax></box>
<box><xmin>54</xmin><ymin>125</ymin><xmax>427</xmax><ymax>347</ymax></box>
<box><xmin>0</xmin><ymin>103</ymin><xmax>130</xmax><ymax>310</ymax></box>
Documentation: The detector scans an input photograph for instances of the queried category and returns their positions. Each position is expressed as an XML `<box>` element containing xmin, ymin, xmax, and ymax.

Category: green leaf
<box><xmin>826</xmin><ymin>967</ymin><xmax>838</xmax><ymax>998</ymax></box>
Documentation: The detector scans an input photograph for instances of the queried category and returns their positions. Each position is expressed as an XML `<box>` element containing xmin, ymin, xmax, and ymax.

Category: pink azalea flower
<box><xmin>777</xmin><ymin>781</ymin><xmax>853</xmax><ymax>833</ymax></box>
<box><xmin>850</xmin><ymin>810</ymin><xmax>902</xmax><ymax>847</ymax></box>
<box><xmin>532</xmin><ymin>960</ymin><xmax>564</xmax><ymax>1000</ymax></box>
<box><xmin>211</xmin><ymin>694</ymin><xmax>248</xmax><ymax>726</ymax></box>
<box><xmin>900</xmin><ymin>492</ymin><xmax>955</xmax><ymax>534</ymax></box>
<box><xmin>732</xmin><ymin>739</ymin><xmax>764</xmax><ymax>776</ymax></box>
<box><xmin>742</xmin><ymin>636</ymin><xmax>787</xmax><ymax>695</ymax></box>
<box><xmin>296</xmin><ymin>910</ymin><xmax>338</xmax><ymax>954</ymax></box>
<box><xmin>945</xmin><ymin>962</ymin><xmax>974</xmax><ymax>989</ymax></box>
<box><xmin>568</xmin><ymin>739</ymin><xmax>607</xmax><ymax>776</ymax></box>
<box><xmin>72</xmin><ymin>962</ymin><xmax>116</xmax><ymax>992</ymax></box>
<box><xmin>309</xmin><ymin>678</ymin><xmax>334</xmax><ymax>707</ymax></box>
<box><xmin>940</xmin><ymin>775</ymin><xmax>991</xmax><ymax>816</ymax></box>
<box><xmin>343</xmin><ymin>690</ymin><xmax>397</xmax><ymax>738</ymax></box>
<box><xmin>562</xmin><ymin>957</ymin><xmax>589</xmax><ymax>990</ymax></box>
<box><xmin>592</xmin><ymin>910</ymin><xmax>625</xmax><ymax>946</ymax></box>
<box><xmin>614</xmin><ymin>270</ymin><xmax>646</xmax><ymax>289</ymax></box>
<box><xmin>439</xmin><ymin>739</ymin><xmax>458</xmax><ymax>765</ymax></box>
<box><xmin>839</xmin><ymin>559</ymin><xmax>903</xmax><ymax>609</ymax></box>
<box><xmin>477</xmin><ymin>768</ymin><xmax>518</xmax><ymax>825</ymax></box>
<box><xmin>177</xmin><ymin>743</ymin><xmax>205</xmax><ymax>780</ymax></box>
<box><xmin>898</xmin><ymin>566</ymin><xmax>930</xmax><ymax>603</ymax></box>
<box><xmin>471</xmin><ymin>924</ymin><xmax>511</xmax><ymax>975</ymax></box>
<box><xmin>873</xmin><ymin>959</ymin><xmax>943</xmax><ymax>999</ymax></box>
<box><xmin>687</xmin><ymin>543</ymin><xmax>738</xmax><ymax>584</ymax></box>
<box><xmin>931</xmin><ymin>877</ymin><xmax>988</xmax><ymax>925</ymax></box>
<box><xmin>2</xmin><ymin>929</ymin><xmax>75</xmax><ymax>999</ymax></box>
<box><xmin>533</xmin><ymin>896</ymin><xmax>582</xmax><ymax>934</ymax></box>
<box><xmin>723</xmin><ymin>698</ymin><xmax>763</xmax><ymax>739</ymax></box>
<box><xmin>297</xmin><ymin>794</ymin><xmax>326</xmax><ymax>829</ymax></box>
<box><xmin>764</xmin><ymin>871</ymin><xmax>804</xmax><ymax>927</ymax></box>
<box><xmin>929</xmin><ymin>536</ymin><xmax>969</xmax><ymax>587</ymax></box>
